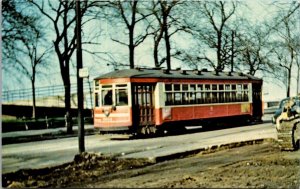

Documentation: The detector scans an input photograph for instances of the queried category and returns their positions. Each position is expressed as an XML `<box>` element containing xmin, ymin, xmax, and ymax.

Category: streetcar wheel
<box><xmin>146</xmin><ymin>127</ymin><xmax>151</xmax><ymax>135</ymax></box>
<box><xmin>140</xmin><ymin>127</ymin><xmax>146</xmax><ymax>135</ymax></box>
<box><xmin>149</xmin><ymin>126</ymin><xmax>157</xmax><ymax>135</ymax></box>
<box><xmin>292</xmin><ymin>123</ymin><xmax>300</xmax><ymax>150</ymax></box>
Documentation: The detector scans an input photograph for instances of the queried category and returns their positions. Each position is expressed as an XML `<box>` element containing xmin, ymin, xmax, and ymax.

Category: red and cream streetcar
<box><xmin>93</xmin><ymin>68</ymin><xmax>263</xmax><ymax>135</ymax></box>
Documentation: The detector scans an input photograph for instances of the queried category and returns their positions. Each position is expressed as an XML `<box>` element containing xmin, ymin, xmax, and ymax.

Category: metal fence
<box><xmin>2</xmin><ymin>82</ymin><xmax>94</xmax><ymax>109</ymax></box>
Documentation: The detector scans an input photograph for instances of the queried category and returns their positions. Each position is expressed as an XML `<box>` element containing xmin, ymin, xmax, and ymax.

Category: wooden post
<box><xmin>76</xmin><ymin>0</ymin><xmax>85</xmax><ymax>153</ymax></box>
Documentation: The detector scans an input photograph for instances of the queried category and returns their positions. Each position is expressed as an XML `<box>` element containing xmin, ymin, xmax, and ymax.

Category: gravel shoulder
<box><xmin>3</xmin><ymin>140</ymin><xmax>300</xmax><ymax>188</ymax></box>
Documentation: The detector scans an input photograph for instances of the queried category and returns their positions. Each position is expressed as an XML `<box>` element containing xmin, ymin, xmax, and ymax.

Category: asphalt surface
<box><xmin>2</xmin><ymin>114</ymin><xmax>276</xmax><ymax>174</ymax></box>
<box><xmin>1</xmin><ymin>114</ymin><xmax>273</xmax><ymax>145</ymax></box>
<box><xmin>2</xmin><ymin>124</ymin><xmax>96</xmax><ymax>145</ymax></box>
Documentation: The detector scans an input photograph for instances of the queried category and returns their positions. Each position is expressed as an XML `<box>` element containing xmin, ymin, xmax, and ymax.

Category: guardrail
<box><xmin>2</xmin><ymin>82</ymin><xmax>94</xmax><ymax>109</ymax></box>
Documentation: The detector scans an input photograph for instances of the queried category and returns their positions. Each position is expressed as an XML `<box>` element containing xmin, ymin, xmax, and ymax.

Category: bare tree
<box><xmin>269</xmin><ymin>3</ymin><xmax>300</xmax><ymax>97</ymax></box>
<box><xmin>185</xmin><ymin>1</ymin><xmax>237</xmax><ymax>71</ymax></box>
<box><xmin>2</xmin><ymin>0</ymin><xmax>50</xmax><ymax>119</ymax></box>
<box><xmin>31</xmin><ymin>0</ymin><xmax>100</xmax><ymax>133</ymax></box>
<box><xmin>294</xmin><ymin>8</ymin><xmax>300</xmax><ymax>95</ymax></box>
<box><xmin>108</xmin><ymin>0</ymin><xmax>153</xmax><ymax>69</ymax></box>
<box><xmin>160</xmin><ymin>0</ymin><xmax>176</xmax><ymax>70</ymax></box>
<box><xmin>148</xmin><ymin>0</ymin><xmax>187</xmax><ymax>69</ymax></box>
<box><xmin>235</xmin><ymin>23</ymin><xmax>274</xmax><ymax>76</ymax></box>
<box><xmin>2</xmin><ymin>0</ymin><xmax>38</xmax><ymax>56</ymax></box>
<box><xmin>16</xmin><ymin>32</ymin><xmax>50</xmax><ymax>119</ymax></box>
<box><xmin>2</xmin><ymin>0</ymin><xmax>38</xmax><ymax>84</ymax></box>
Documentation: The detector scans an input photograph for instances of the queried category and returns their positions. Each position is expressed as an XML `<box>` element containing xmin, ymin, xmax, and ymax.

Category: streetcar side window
<box><xmin>190</xmin><ymin>84</ymin><xmax>196</xmax><ymax>104</ymax></box>
<box><xmin>174</xmin><ymin>84</ymin><xmax>180</xmax><ymax>91</ymax></box>
<box><xmin>196</xmin><ymin>92</ymin><xmax>202</xmax><ymax>104</ymax></box>
<box><xmin>212</xmin><ymin>91</ymin><xmax>218</xmax><ymax>103</ymax></box>
<box><xmin>231</xmin><ymin>84</ymin><xmax>237</xmax><ymax>102</ymax></box>
<box><xmin>243</xmin><ymin>84</ymin><xmax>249</xmax><ymax>101</ymax></box>
<box><xmin>94</xmin><ymin>81</ymin><xmax>100</xmax><ymax>107</ymax></box>
<box><xmin>182</xmin><ymin>84</ymin><xmax>188</xmax><ymax>91</ymax></box>
<box><xmin>225</xmin><ymin>91</ymin><xmax>231</xmax><ymax>102</ymax></box>
<box><xmin>165</xmin><ymin>84</ymin><xmax>172</xmax><ymax>91</ymax></box>
<box><xmin>205</xmin><ymin>84</ymin><xmax>210</xmax><ymax>90</ymax></box>
<box><xmin>225</xmin><ymin>84</ymin><xmax>230</xmax><ymax>90</ymax></box>
<box><xmin>237</xmin><ymin>84</ymin><xmax>242</xmax><ymax>102</ymax></box>
<box><xmin>174</xmin><ymin>93</ymin><xmax>181</xmax><ymax>105</ymax></box>
<box><xmin>94</xmin><ymin>81</ymin><xmax>99</xmax><ymax>90</ymax></box>
<box><xmin>95</xmin><ymin>93</ymin><xmax>99</xmax><ymax>107</ymax></box>
<box><xmin>164</xmin><ymin>83</ymin><xmax>249</xmax><ymax>106</ymax></box>
<box><xmin>197</xmin><ymin>84</ymin><xmax>203</xmax><ymax>91</ymax></box>
<box><xmin>219</xmin><ymin>92</ymin><xmax>225</xmax><ymax>103</ymax></box>
<box><xmin>166</xmin><ymin>93</ymin><xmax>173</xmax><ymax>105</ymax></box>
<box><xmin>196</xmin><ymin>84</ymin><xmax>203</xmax><ymax>104</ymax></box>
<box><xmin>212</xmin><ymin>84</ymin><xmax>217</xmax><ymax>90</ymax></box>
<box><xmin>165</xmin><ymin>84</ymin><xmax>173</xmax><ymax>105</ymax></box>
<box><xmin>219</xmin><ymin>84</ymin><xmax>224</xmax><ymax>90</ymax></box>
<box><xmin>182</xmin><ymin>84</ymin><xmax>189</xmax><ymax>104</ymax></box>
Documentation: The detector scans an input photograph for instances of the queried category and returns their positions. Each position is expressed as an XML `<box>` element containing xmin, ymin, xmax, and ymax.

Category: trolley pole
<box><xmin>76</xmin><ymin>0</ymin><xmax>85</xmax><ymax>153</ymax></box>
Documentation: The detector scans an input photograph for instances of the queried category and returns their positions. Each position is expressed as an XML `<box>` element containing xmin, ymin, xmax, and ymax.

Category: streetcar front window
<box><xmin>115</xmin><ymin>84</ymin><xmax>128</xmax><ymax>106</ymax></box>
<box><xmin>103</xmin><ymin>90</ymin><xmax>113</xmax><ymax>105</ymax></box>
<box><xmin>116</xmin><ymin>88</ymin><xmax>128</xmax><ymax>106</ymax></box>
<box><xmin>102</xmin><ymin>85</ymin><xmax>113</xmax><ymax>106</ymax></box>
<box><xmin>100</xmin><ymin>84</ymin><xmax>129</xmax><ymax>106</ymax></box>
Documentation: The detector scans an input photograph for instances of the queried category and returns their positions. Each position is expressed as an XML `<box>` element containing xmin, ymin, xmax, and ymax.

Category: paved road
<box><xmin>2</xmin><ymin>122</ymin><xmax>276</xmax><ymax>174</ymax></box>
<box><xmin>2</xmin><ymin>124</ymin><xmax>95</xmax><ymax>145</ymax></box>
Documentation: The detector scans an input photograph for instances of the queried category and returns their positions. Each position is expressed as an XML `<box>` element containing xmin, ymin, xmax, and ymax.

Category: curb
<box><xmin>136</xmin><ymin>138</ymin><xmax>276</xmax><ymax>163</ymax></box>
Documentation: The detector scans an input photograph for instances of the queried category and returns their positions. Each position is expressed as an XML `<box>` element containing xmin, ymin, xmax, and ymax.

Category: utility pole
<box><xmin>76</xmin><ymin>0</ymin><xmax>85</xmax><ymax>153</ymax></box>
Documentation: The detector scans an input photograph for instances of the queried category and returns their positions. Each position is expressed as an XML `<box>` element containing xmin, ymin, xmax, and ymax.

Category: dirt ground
<box><xmin>3</xmin><ymin>141</ymin><xmax>300</xmax><ymax>188</ymax></box>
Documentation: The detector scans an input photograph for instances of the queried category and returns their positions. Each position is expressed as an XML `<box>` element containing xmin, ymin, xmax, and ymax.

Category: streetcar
<box><xmin>93</xmin><ymin>68</ymin><xmax>263</xmax><ymax>135</ymax></box>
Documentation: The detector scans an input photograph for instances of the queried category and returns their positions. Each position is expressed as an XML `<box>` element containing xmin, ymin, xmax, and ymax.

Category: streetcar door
<box><xmin>252</xmin><ymin>83</ymin><xmax>263</xmax><ymax>121</ymax></box>
<box><xmin>132</xmin><ymin>84</ymin><xmax>155</xmax><ymax>127</ymax></box>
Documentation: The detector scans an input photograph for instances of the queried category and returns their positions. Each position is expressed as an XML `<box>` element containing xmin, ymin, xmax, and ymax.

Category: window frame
<box><xmin>164</xmin><ymin>82</ymin><xmax>250</xmax><ymax>106</ymax></box>
<box><xmin>96</xmin><ymin>83</ymin><xmax>130</xmax><ymax>107</ymax></box>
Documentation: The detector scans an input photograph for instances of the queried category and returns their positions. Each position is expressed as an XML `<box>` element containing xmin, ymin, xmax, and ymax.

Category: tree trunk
<box><xmin>216</xmin><ymin>32</ymin><xmax>222</xmax><ymax>71</ymax></box>
<box><xmin>297</xmin><ymin>67</ymin><xmax>300</xmax><ymax>95</ymax></box>
<box><xmin>287</xmin><ymin>67</ymin><xmax>292</xmax><ymax>97</ymax></box>
<box><xmin>63</xmin><ymin>4</ymin><xmax>72</xmax><ymax>134</ymax></box>
<box><xmin>63</xmin><ymin>66</ymin><xmax>72</xmax><ymax>133</ymax></box>
<box><xmin>129</xmin><ymin>1</ymin><xmax>137</xmax><ymax>69</ymax></box>
<box><xmin>296</xmin><ymin>57</ymin><xmax>300</xmax><ymax>95</ymax></box>
<box><xmin>230</xmin><ymin>30</ymin><xmax>234</xmax><ymax>72</ymax></box>
<box><xmin>31</xmin><ymin>76</ymin><xmax>36</xmax><ymax>119</ymax></box>
<box><xmin>153</xmin><ymin>26</ymin><xmax>164</xmax><ymax>67</ymax></box>
<box><xmin>153</xmin><ymin>1</ymin><xmax>167</xmax><ymax>68</ymax></box>
<box><xmin>154</xmin><ymin>40</ymin><xmax>159</xmax><ymax>67</ymax></box>
<box><xmin>164</xmin><ymin>32</ymin><xmax>171</xmax><ymax>70</ymax></box>
<box><xmin>153</xmin><ymin>29</ymin><xmax>164</xmax><ymax>67</ymax></box>
<box><xmin>163</xmin><ymin>11</ymin><xmax>171</xmax><ymax>70</ymax></box>
<box><xmin>129</xmin><ymin>26</ymin><xmax>135</xmax><ymax>69</ymax></box>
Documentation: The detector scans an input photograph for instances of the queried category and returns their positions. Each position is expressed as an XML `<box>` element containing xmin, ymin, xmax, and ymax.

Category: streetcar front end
<box><xmin>93</xmin><ymin>80</ymin><xmax>133</xmax><ymax>132</ymax></box>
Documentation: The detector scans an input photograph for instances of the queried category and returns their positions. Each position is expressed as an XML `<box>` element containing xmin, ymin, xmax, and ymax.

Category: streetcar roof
<box><xmin>95</xmin><ymin>68</ymin><xmax>262</xmax><ymax>81</ymax></box>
